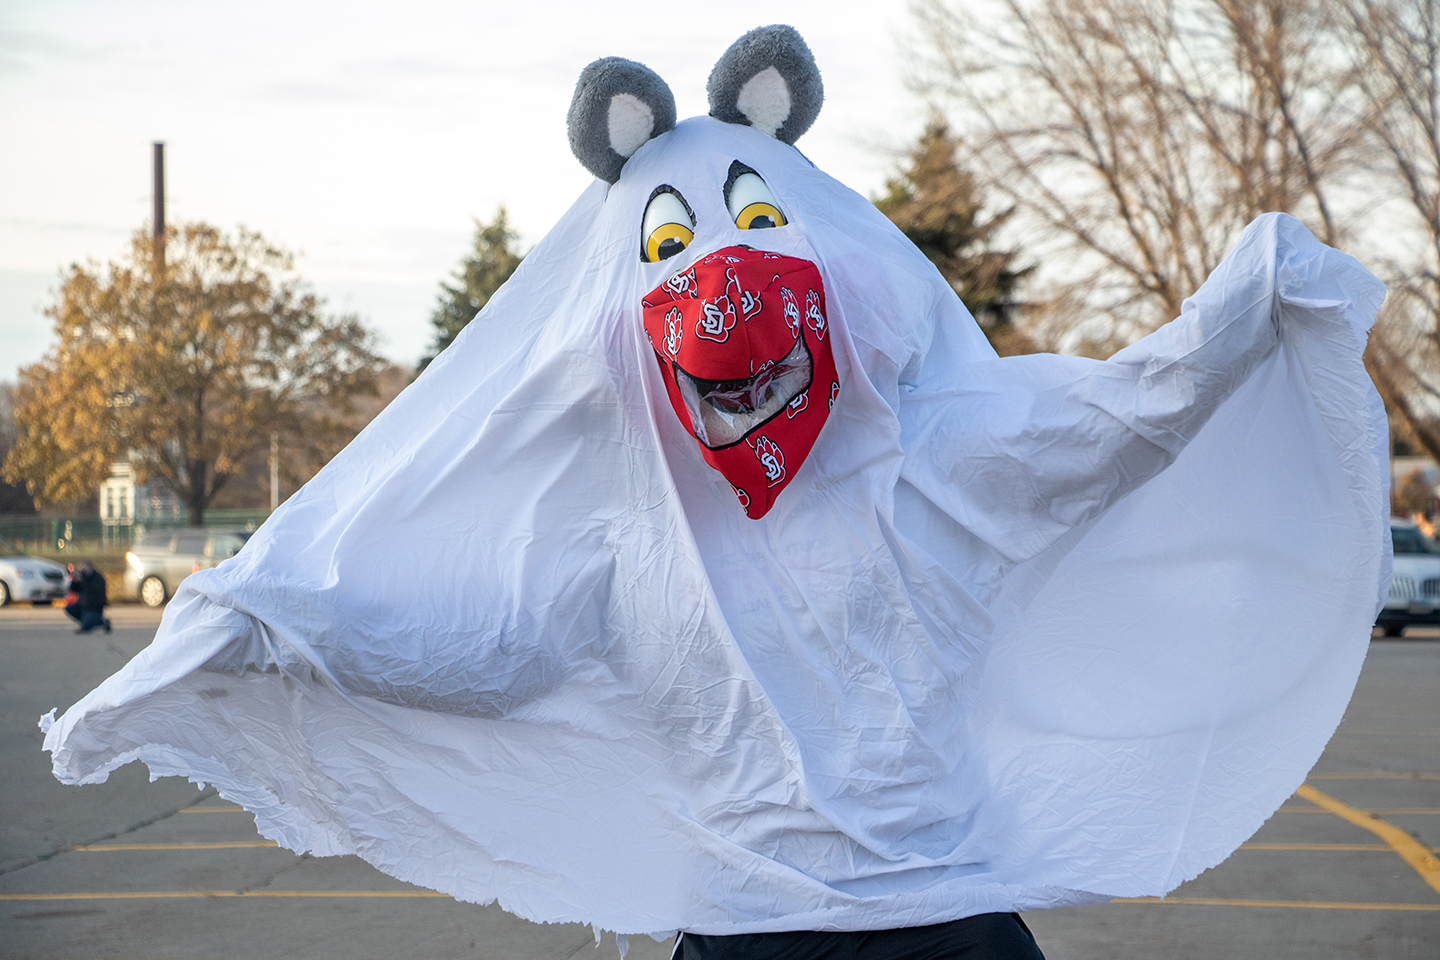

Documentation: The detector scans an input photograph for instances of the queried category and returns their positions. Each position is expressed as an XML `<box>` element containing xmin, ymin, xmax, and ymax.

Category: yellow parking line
<box><xmin>1114</xmin><ymin>896</ymin><xmax>1440</xmax><ymax>911</ymax></box>
<box><xmin>1366</xmin><ymin>809</ymin><xmax>1440</xmax><ymax>815</ymax></box>
<box><xmin>1297</xmin><ymin>784</ymin><xmax>1440</xmax><ymax>897</ymax></box>
<box><xmin>1335</xmin><ymin>729</ymin><xmax>1440</xmax><ymax>736</ymax></box>
<box><xmin>73</xmin><ymin>842</ymin><xmax>278</xmax><ymax>851</ymax></box>
<box><xmin>178</xmin><ymin>807</ymin><xmax>247</xmax><ymax>814</ymax></box>
<box><xmin>1311</xmin><ymin>772</ymin><xmax>1440</xmax><ymax>781</ymax></box>
<box><xmin>1277</xmin><ymin>807</ymin><xmax>1440</xmax><ymax>814</ymax></box>
<box><xmin>1234</xmin><ymin>842</ymin><xmax>1440</xmax><ymax>853</ymax></box>
<box><xmin>1241</xmin><ymin>842</ymin><xmax>1391</xmax><ymax>851</ymax></box>
<box><xmin>0</xmin><ymin>890</ymin><xmax>450</xmax><ymax>901</ymax></box>
<box><xmin>3</xmin><ymin>890</ymin><xmax>1434</xmax><ymax>910</ymax></box>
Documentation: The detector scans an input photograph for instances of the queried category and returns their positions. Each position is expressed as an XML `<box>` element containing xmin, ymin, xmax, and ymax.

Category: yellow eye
<box><xmin>734</xmin><ymin>201</ymin><xmax>786</xmax><ymax>230</ymax></box>
<box><xmin>646</xmin><ymin>221</ymin><xmax>695</xmax><ymax>262</ymax></box>
<box><xmin>726</xmin><ymin>168</ymin><xmax>787</xmax><ymax>230</ymax></box>
<box><xmin>641</xmin><ymin>187</ymin><xmax>695</xmax><ymax>262</ymax></box>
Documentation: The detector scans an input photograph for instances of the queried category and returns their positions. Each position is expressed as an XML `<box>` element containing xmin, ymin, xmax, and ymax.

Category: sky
<box><xmin>0</xmin><ymin>0</ymin><xmax>928</xmax><ymax>380</ymax></box>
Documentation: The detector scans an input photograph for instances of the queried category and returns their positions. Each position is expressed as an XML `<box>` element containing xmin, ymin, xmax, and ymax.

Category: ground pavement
<box><xmin>1</xmin><ymin>604</ymin><xmax>1436</xmax><ymax>959</ymax></box>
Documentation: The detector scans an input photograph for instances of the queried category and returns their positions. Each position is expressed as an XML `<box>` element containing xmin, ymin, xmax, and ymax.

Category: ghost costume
<box><xmin>43</xmin><ymin>26</ymin><xmax>1389</xmax><ymax>946</ymax></box>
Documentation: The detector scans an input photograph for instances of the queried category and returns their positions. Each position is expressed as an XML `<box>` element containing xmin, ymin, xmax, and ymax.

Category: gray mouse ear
<box><xmin>567</xmin><ymin>58</ymin><xmax>677</xmax><ymax>184</ymax></box>
<box><xmin>706</xmin><ymin>25</ymin><xmax>823</xmax><ymax>144</ymax></box>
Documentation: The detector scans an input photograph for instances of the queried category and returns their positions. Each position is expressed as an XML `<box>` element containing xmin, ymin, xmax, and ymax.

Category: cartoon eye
<box><xmin>641</xmin><ymin>187</ymin><xmax>696</xmax><ymax>263</ymax></box>
<box><xmin>725</xmin><ymin>162</ymin><xmax>787</xmax><ymax>231</ymax></box>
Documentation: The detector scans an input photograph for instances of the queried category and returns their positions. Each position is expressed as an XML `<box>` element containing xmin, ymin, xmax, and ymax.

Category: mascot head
<box><xmin>566</xmin><ymin>26</ymin><xmax>835</xmax><ymax>520</ymax></box>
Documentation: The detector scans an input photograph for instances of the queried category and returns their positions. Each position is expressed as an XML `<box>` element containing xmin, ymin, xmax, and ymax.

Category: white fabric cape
<box><xmin>44</xmin><ymin>117</ymin><xmax>1390</xmax><ymax>937</ymax></box>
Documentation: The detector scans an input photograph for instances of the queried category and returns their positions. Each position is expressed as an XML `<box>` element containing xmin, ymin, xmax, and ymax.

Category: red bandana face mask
<box><xmin>643</xmin><ymin>245</ymin><xmax>839</xmax><ymax>519</ymax></box>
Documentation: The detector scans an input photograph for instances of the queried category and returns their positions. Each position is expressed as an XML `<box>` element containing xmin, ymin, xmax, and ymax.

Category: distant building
<box><xmin>99</xmin><ymin>462</ymin><xmax>134</xmax><ymax>525</ymax></box>
<box><xmin>99</xmin><ymin>460</ymin><xmax>182</xmax><ymax>528</ymax></box>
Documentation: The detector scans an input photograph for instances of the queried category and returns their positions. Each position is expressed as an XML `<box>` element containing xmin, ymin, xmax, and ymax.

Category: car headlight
<box><xmin>125</xmin><ymin>551</ymin><xmax>144</xmax><ymax>574</ymax></box>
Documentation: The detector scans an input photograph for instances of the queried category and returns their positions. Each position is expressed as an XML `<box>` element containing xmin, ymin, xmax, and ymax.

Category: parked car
<box><xmin>124</xmin><ymin>528</ymin><xmax>253</xmax><ymax>607</ymax></box>
<box><xmin>0</xmin><ymin>536</ymin><xmax>70</xmax><ymax>607</ymax></box>
<box><xmin>1376</xmin><ymin>518</ymin><xmax>1440</xmax><ymax>637</ymax></box>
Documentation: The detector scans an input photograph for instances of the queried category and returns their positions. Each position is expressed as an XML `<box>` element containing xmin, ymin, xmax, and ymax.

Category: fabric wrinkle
<box><xmin>40</xmin><ymin>118</ymin><xmax>1389</xmax><ymax>937</ymax></box>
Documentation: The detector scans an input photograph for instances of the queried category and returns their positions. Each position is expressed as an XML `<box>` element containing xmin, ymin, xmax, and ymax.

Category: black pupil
<box><xmin>657</xmin><ymin>237</ymin><xmax>685</xmax><ymax>260</ymax></box>
<box><xmin>749</xmin><ymin>215</ymin><xmax>776</xmax><ymax>230</ymax></box>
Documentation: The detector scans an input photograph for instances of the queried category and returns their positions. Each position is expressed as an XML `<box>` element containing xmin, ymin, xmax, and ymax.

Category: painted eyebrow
<box><xmin>640</xmin><ymin>185</ymin><xmax>696</xmax><ymax>262</ymax></box>
<box><xmin>645</xmin><ymin>184</ymin><xmax>695</xmax><ymax>220</ymax></box>
<box><xmin>722</xmin><ymin>161</ymin><xmax>761</xmax><ymax>211</ymax></box>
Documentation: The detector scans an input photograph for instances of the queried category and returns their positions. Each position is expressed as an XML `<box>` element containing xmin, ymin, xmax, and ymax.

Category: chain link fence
<box><xmin>0</xmin><ymin>510</ymin><xmax>271</xmax><ymax>554</ymax></box>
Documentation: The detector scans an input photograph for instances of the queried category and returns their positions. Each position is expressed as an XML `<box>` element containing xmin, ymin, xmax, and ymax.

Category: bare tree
<box><xmin>1341</xmin><ymin>0</ymin><xmax>1440</xmax><ymax>462</ymax></box>
<box><xmin>912</xmin><ymin>0</ymin><xmax>1353</xmax><ymax>346</ymax></box>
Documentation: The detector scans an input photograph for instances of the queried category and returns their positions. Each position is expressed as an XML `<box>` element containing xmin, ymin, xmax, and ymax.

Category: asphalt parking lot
<box><xmin>1</xmin><ymin>604</ymin><xmax>1436</xmax><ymax>959</ymax></box>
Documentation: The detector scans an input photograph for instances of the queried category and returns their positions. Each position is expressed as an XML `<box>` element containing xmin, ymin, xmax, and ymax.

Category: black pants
<box><xmin>674</xmin><ymin>913</ymin><xmax>1045</xmax><ymax>960</ymax></box>
<box><xmin>64</xmin><ymin>604</ymin><xmax>107</xmax><ymax>632</ymax></box>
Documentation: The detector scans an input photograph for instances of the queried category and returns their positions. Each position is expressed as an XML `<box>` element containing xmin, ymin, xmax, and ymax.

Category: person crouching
<box><xmin>65</xmin><ymin>560</ymin><xmax>111</xmax><ymax>635</ymax></box>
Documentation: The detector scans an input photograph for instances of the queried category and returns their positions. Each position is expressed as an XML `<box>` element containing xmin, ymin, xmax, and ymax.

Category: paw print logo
<box><xmin>780</xmin><ymin>286</ymin><xmax>801</xmax><ymax>336</ymax></box>
<box><xmin>739</xmin><ymin>289</ymin><xmax>761</xmax><ymax>319</ymax></box>
<box><xmin>804</xmin><ymin>289</ymin><xmax>826</xmax><ymax>341</ymax></box>
<box><xmin>731</xmin><ymin>484</ymin><xmax>751</xmax><ymax>515</ymax></box>
<box><xmin>828</xmin><ymin>380</ymin><xmax>840</xmax><ymax>410</ymax></box>
<box><xmin>665</xmin><ymin>268</ymin><xmax>698</xmax><ymax>299</ymax></box>
<box><xmin>786</xmin><ymin>390</ymin><xmax>808</xmax><ymax>418</ymax></box>
<box><xmin>697</xmin><ymin>300</ymin><xmax>735</xmax><ymax>342</ymax></box>
<box><xmin>663</xmin><ymin>306</ymin><xmax>683</xmax><ymax>357</ymax></box>
<box><xmin>696</xmin><ymin>277</ymin><xmax>737</xmax><ymax>342</ymax></box>
<box><xmin>724</xmin><ymin>268</ymin><xmax>762</xmax><ymax>321</ymax></box>
<box><xmin>753</xmin><ymin>435</ymin><xmax>786</xmax><ymax>487</ymax></box>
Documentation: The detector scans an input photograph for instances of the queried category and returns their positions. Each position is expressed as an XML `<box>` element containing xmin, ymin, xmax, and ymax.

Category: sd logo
<box><xmin>753</xmin><ymin>435</ymin><xmax>786</xmax><ymax>486</ymax></box>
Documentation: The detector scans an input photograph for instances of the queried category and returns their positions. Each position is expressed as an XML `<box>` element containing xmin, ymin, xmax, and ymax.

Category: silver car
<box><xmin>0</xmin><ymin>537</ymin><xmax>70</xmax><ymax>606</ymax></box>
<box><xmin>124</xmin><ymin>528</ymin><xmax>253</xmax><ymax>607</ymax></box>
<box><xmin>1377</xmin><ymin>518</ymin><xmax>1440</xmax><ymax>636</ymax></box>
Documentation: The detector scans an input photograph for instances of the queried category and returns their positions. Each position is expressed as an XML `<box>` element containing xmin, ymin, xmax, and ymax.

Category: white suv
<box><xmin>0</xmin><ymin>537</ymin><xmax>69</xmax><ymax>606</ymax></box>
<box><xmin>1377</xmin><ymin>518</ymin><xmax>1440</xmax><ymax>637</ymax></box>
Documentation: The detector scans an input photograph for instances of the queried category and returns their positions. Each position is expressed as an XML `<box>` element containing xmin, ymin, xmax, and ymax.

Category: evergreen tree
<box><xmin>419</xmin><ymin>209</ymin><xmax>524</xmax><ymax>370</ymax></box>
<box><xmin>876</xmin><ymin>120</ymin><xmax>1034</xmax><ymax>355</ymax></box>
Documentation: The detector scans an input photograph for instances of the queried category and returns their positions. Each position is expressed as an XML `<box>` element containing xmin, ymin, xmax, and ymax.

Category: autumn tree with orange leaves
<box><xmin>4</xmin><ymin>223</ymin><xmax>383</xmax><ymax>525</ymax></box>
